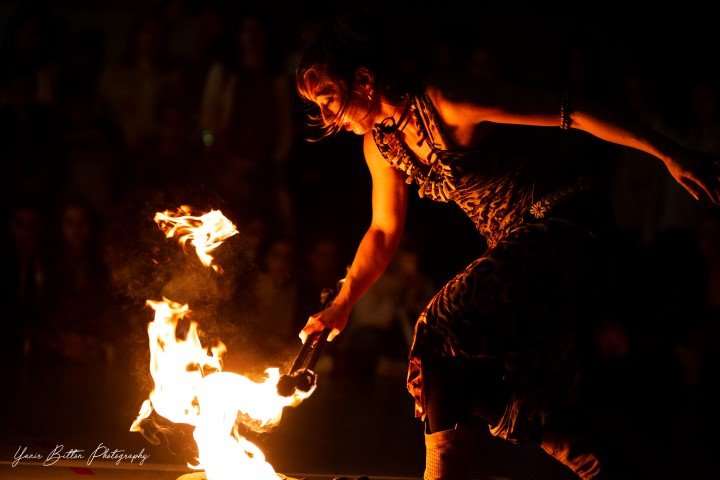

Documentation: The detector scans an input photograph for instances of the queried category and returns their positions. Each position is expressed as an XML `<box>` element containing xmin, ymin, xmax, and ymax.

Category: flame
<box><xmin>133</xmin><ymin>207</ymin><xmax>312</xmax><ymax>480</ymax></box>
<box><xmin>154</xmin><ymin>205</ymin><xmax>239</xmax><ymax>273</ymax></box>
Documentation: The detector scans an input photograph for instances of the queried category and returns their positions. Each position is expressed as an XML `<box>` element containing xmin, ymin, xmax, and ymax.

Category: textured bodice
<box><xmin>372</xmin><ymin>90</ymin><xmax>587</xmax><ymax>248</ymax></box>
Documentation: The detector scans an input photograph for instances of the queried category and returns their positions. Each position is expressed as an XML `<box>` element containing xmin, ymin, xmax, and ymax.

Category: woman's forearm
<box><xmin>329</xmin><ymin>133</ymin><xmax>409</xmax><ymax>315</ymax></box>
<box><xmin>331</xmin><ymin>224</ymin><xmax>403</xmax><ymax>315</ymax></box>
<box><xmin>571</xmin><ymin>98</ymin><xmax>678</xmax><ymax>165</ymax></box>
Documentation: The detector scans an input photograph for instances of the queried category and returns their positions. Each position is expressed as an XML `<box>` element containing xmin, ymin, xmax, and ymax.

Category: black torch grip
<box><xmin>300</xmin><ymin>327</ymin><xmax>331</xmax><ymax>371</ymax></box>
<box><xmin>277</xmin><ymin>280</ymin><xmax>343</xmax><ymax>397</ymax></box>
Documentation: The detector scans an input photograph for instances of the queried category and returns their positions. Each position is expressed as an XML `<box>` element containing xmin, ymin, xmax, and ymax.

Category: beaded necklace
<box><xmin>371</xmin><ymin>93</ymin><xmax>459</xmax><ymax>202</ymax></box>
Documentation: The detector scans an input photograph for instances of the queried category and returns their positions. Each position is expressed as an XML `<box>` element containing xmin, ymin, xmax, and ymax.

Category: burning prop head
<box><xmin>131</xmin><ymin>206</ymin><xmax>313</xmax><ymax>480</ymax></box>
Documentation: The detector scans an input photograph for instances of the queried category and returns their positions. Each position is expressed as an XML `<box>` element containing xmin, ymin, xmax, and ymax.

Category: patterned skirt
<box><xmin>407</xmin><ymin>211</ymin><xmax>608</xmax><ymax>443</ymax></box>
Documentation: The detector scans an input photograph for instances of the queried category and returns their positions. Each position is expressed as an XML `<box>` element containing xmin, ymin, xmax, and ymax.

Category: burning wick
<box><xmin>276</xmin><ymin>369</ymin><xmax>317</xmax><ymax>397</ymax></box>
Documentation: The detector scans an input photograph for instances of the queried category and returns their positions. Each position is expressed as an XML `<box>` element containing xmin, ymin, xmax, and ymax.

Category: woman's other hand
<box><xmin>665</xmin><ymin>146</ymin><xmax>720</xmax><ymax>204</ymax></box>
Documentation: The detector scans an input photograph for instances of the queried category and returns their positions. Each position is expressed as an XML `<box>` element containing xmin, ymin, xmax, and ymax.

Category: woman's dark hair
<box><xmin>295</xmin><ymin>8</ymin><xmax>420</xmax><ymax>137</ymax></box>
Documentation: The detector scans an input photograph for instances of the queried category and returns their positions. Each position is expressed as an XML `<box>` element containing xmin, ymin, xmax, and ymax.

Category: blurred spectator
<box><xmin>335</xmin><ymin>237</ymin><xmax>435</xmax><ymax>381</ymax></box>
<box><xmin>247</xmin><ymin>236</ymin><xmax>299</xmax><ymax>361</ymax></box>
<box><xmin>682</xmin><ymin>80</ymin><xmax>720</xmax><ymax>154</ymax></box>
<box><xmin>54</xmin><ymin>58</ymin><xmax>122</xmax><ymax>221</ymax></box>
<box><xmin>0</xmin><ymin>199</ymin><xmax>50</xmax><ymax>362</ymax></box>
<box><xmin>0</xmin><ymin>4</ymin><xmax>67</xmax><ymax>105</ymax></box>
<box><xmin>393</xmin><ymin>239</ymin><xmax>438</xmax><ymax>345</ymax></box>
<box><xmin>0</xmin><ymin>60</ymin><xmax>62</xmax><ymax>207</ymax></box>
<box><xmin>605</xmin><ymin>225</ymin><xmax>706</xmax><ymax>478</ymax></box>
<box><xmin>162</xmin><ymin>0</ymin><xmax>229</xmax><ymax>108</ymax></box>
<box><xmin>565</xmin><ymin>44</ymin><xmax>611</xmax><ymax>103</ymax></box>
<box><xmin>698</xmin><ymin>209</ymin><xmax>720</xmax><ymax>310</ymax></box>
<box><xmin>677</xmin><ymin>208</ymin><xmax>720</xmax><ymax>476</ymax></box>
<box><xmin>605</xmin><ymin>73</ymin><xmax>668</xmax><ymax>245</ymax></box>
<box><xmin>295</xmin><ymin>235</ymin><xmax>347</xmax><ymax>332</ymax></box>
<box><xmin>41</xmin><ymin>196</ymin><xmax>116</xmax><ymax>364</ymax></box>
<box><xmin>467</xmin><ymin>43</ymin><xmax>506</xmax><ymax>82</ymax></box>
<box><xmin>282</xmin><ymin>11</ymin><xmax>329</xmax><ymax>79</ymax></box>
<box><xmin>657</xmin><ymin>80</ymin><xmax>720</xmax><ymax>232</ymax></box>
<box><xmin>97</xmin><ymin>10</ymin><xmax>175</xmax><ymax>152</ymax></box>
<box><xmin>237</xmin><ymin>216</ymin><xmax>271</xmax><ymax>270</ymax></box>
<box><xmin>125</xmin><ymin>97</ymin><xmax>204</xmax><ymax>196</ymax></box>
<box><xmin>198</xmin><ymin>10</ymin><xmax>294</xmax><ymax>230</ymax></box>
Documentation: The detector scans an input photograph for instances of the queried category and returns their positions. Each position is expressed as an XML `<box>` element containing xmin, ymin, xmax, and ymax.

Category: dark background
<box><xmin>1</xmin><ymin>1</ymin><xmax>719</xmax><ymax>479</ymax></box>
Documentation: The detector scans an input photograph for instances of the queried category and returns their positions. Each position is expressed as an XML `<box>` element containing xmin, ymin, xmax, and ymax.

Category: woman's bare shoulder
<box><xmin>423</xmin><ymin>74</ymin><xmax>494</xmax><ymax>126</ymax></box>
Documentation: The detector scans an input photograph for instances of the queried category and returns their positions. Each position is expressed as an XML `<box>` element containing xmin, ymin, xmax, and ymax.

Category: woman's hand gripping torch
<box><xmin>276</xmin><ymin>280</ymin><xmax>343</xmax><ymax>397</ymax></box>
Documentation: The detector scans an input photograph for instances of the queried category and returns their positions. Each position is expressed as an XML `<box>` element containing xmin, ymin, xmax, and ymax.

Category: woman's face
<box><xmin>307</xmin><ymin>74</ymin><xmax>378</xmax><ymax>136</ymax></box>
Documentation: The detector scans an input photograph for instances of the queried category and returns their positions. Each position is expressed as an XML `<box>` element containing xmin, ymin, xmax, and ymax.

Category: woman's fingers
<box><xmin>299</xmin><ymin>316</ymin><xmax>322</xmax><ymax>343</ymax></box>
<box><xmin>327</xmin><ymin>327</ymin><xmax>341</xmax><ymax>342</ymax></box>
<box><xmin>300</xmin><ymin>314</ymin><xmax>339</xmax><ymax>343</ymax></box>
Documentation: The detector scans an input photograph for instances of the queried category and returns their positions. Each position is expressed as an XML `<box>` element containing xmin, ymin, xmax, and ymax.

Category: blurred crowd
<box><xmin>0</xmin><ymin>2</ymin><xmax>719</xmax><ymax>476</ymax></box>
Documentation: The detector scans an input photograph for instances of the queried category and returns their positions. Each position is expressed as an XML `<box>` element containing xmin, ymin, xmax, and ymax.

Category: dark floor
<box><xmin>0</xmin><ymin>344</ymin><xmax>712</xmax><ymax>480</ymax></box>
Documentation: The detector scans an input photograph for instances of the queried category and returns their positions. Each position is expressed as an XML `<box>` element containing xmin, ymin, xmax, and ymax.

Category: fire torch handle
<box><xmin>287</xmin><ymin>281</ymin><xmax>342</xmax><ymax>374</ymax></box>
<box><xmin>285</xmin><ymin>328</ymin><xmax>326</xmax><ymax>373</ymax></box>
<box><xmin>277</xmin><ymin>280</ymin><xmax>344</xmax><ymax>397</ymax></box>
<box><xmin>301</xmin><ymin>327</ymin><xmax>331</xmax><ymax>371</ymax></box>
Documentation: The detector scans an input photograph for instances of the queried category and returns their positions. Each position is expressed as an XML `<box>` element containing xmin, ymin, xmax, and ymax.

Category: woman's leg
<box><xmin>422</xmin><ymin>358</ymin><xmax>507</xmax><ymax>480</ymax></box>
<box><xmin>410</xmin><ymin>221</ymin><xmax>606</xmax><ymax>478</ymax></box>
<box><xmin>423</xmin><ymin>423</ymin><xmax>476</xmax><ymax>480</ymax></box>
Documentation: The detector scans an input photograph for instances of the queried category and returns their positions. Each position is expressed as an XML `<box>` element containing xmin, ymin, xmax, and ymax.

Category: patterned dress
<box><xmin>372</xmin><ymin>90</ymin><xmax>612</xmax><ymax>443</ymax></box>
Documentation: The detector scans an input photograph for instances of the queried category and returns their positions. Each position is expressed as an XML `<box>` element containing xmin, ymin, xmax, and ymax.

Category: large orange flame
<box><xmin>132</xmin><ymin>207</ymin><xmax>311</xmax><ymax>480</ymax></box>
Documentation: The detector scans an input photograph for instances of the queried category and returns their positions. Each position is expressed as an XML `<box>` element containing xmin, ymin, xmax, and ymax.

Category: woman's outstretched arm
<box><xmin>430</xmin><ymin>80</ymin><xmax>720</xmax><ymax>204</ymax></box>
<box><xmin>300</xmin><ymin>133</ymin><xmax>409</xmax><ymax>342</ymax></box>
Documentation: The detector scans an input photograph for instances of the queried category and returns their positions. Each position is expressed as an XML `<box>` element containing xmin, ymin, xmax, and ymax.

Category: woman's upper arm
<box><xmin>363</xmin><ymin>133</ymin><xmax>408</xmax><ymax>235</ymax></box>
<box><xmin>427</xmin><ymin>81</ymin><xmax>561</xmax><ymax>129</ymax></box>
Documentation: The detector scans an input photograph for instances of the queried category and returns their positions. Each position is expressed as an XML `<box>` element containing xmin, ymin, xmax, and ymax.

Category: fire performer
<box><xmin>293</xmin><ymin>11</ymin><xmax>720</xmax><ymax>480</ymax></box>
